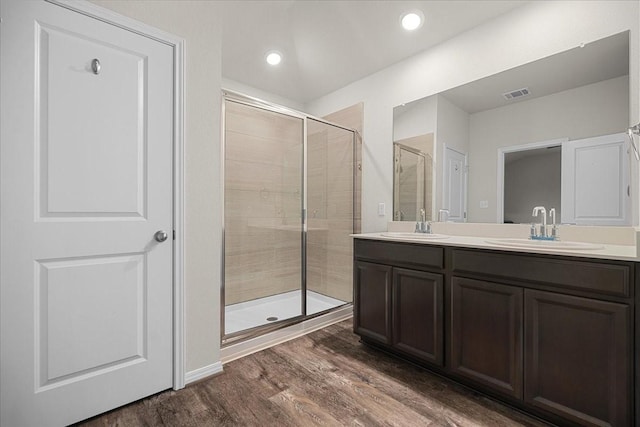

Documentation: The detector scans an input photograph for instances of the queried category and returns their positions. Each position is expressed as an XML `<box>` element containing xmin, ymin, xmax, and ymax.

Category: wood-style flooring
<box><xmin>79</xmin><ymin>320</ymin><xmax>549</xmax><ymax>426</ymax></box>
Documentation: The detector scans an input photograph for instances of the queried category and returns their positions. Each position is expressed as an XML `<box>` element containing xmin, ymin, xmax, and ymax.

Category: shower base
<box><xmin>225</xmin><ymin>290</ymin><xmax>346</xmax><ymax>335</ymax></box>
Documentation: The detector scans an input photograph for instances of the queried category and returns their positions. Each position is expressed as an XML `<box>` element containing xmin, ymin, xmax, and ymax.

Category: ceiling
<box><xmin>221</xmin><ymin>1</ymin><xmax>528</xmax><ymax>105</ymax></box>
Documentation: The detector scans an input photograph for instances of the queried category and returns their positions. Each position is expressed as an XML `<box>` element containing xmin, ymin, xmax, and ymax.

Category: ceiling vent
<box><xmin>502</xmin><ymin>87</ymin><xmax>530</xmax><ymax>100</ymax></box>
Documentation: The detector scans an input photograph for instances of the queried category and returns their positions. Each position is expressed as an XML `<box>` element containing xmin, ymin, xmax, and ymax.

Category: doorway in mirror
<box><xmin>498</xmin><ymin>133</ymin><xmax>631</xmax><ymax>226</ymax></box>
<box><xmin>443</xmin><ymin>147</ymin><xmax>467</xmax><ymax>222</ymax></box>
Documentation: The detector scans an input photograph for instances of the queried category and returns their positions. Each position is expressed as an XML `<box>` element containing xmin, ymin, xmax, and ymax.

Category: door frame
<box><xmin>47</xmin><ymin>0</ymin><xmax>186</xmax><ymax>389</ymax></box>
<box><xmin>442</xmin><ymin>145</ymin><xmax>468</xmax><ymax>222</ymax></box>
<box><xmin>496</xmin><ymin>138</ymin><xmax>566</xmax><ymax>224</ymax></box>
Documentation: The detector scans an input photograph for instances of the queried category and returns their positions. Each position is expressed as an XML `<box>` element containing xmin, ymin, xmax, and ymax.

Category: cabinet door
<box><xmin>561</xmin><ymin>133</ymin><xmax>630</xmax><ymax>226</ymax></box>
<box><xmin>524</xmin><ymin>290</ymin><xmax>630</xmax><ymax>426</ymax></box>
<box><xmin>354</xmin><ymin>261</ymin><xmax>392</xmax><ymax>344</ymax></box>
<box><xmin>392</xmin><ymin>268</ymin><xmax>443</xmax><ymax>366</ymax></box>
<box><xmin>450</xmin><ymin>277</ymin><xmax>523</xmax><ymax>398</ymax></box>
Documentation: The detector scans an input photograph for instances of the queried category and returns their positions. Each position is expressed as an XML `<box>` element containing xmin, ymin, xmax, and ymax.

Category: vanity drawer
<box><xmin>451</xmin><ymin>249</ymin><xmax>630</xmax><ymax>298</ymax></box>
<box><xmin>354</xmin><ymin>239</ymin><xmax>444</xmax><ymax>270</ymax></box>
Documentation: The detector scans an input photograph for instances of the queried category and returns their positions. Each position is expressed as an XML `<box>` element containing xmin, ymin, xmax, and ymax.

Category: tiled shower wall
<box><xmin>324</xmin><ymin>104</ymin><xmax>363</xmax><ymax>237</ymax></box>
<box><xmin>313</xmin><ymin>103</ymin><xmax>363</xmax><ymax>304</ymax></box>
<box><xmin>224</xmin><ymin>100</ymin><xmax>362</xmax><ymax>306</ymax></box>
<box><xmin>306</xmin><ymin>119</ymin><xmax>354</xmax><ymax>303</ymax></box>
<box><xmin>224</xmin><ymin>101</ymin><xmax>303</xmax><ymax>305</ymax></box>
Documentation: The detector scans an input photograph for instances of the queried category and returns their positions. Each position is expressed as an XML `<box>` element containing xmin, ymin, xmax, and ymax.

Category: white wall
<box><xmin>469</xmin><ymin>75</ymin><xmax>628</xmax><ymax>222</ymax></box>
<box><xmin>90</xmin><ymin>0</ymin><xmax>223</xmax><ymax>373</ymax></box>
<box><xmin>222</xmin><ymin>77</ymin><xmax>305</xmax><ymax>112</ymax></box>
<box><xmin>393</xmin><ymin>96</ymin><xmax>437</xmax><ymax>141</ymax></box>
<box><xmin>435</xmin><ymin>95</ymin><xmax>470</xmax><ymax>214</ymax></box>
<box><xmin>436</xmin><ymin>95</ymin><xmax>470</xmax><ymax>155</ymax></box>
<box><xmin>306</xmin><ymin>1</ymin><xmax>640</xmax><ymax>232</ymax></box>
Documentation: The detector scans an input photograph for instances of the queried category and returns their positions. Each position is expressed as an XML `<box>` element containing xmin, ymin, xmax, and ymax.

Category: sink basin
<box><xmin>485</xmin><ymin>238</ymin><xmax>604</xmax><ymax>251</ymax></box>
<box><xmin>381</xmin><ymin>232</ymin><xmax>449</xmax><ymax>240</ymax></box>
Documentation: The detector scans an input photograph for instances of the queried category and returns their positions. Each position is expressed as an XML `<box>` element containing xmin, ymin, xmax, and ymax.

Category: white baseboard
<box><xmin>184</xmin><ymin>306</ymin><xmax>353</xmax><ymax>384</ymax></box>
<box><xmin>221</xmin><ymin>305</ymin><xmax>353</xmax><ymax>364</ymax></box>
<box><xmin>184</xmin><ymin>361</ymin><xmax>224</xmax><ymax>385</ymax></box>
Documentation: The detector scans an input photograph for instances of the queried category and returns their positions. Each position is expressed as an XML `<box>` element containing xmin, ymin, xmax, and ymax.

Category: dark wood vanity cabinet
<box><xmin>524</xmin><ymin>290</ymin><xmax>630</xmax><ymax>426</ymax></box>
<box><xmin>354</xmin><ymin>240</ymin><xmax>444</xmax><ymax>367</ymax></box>
<box><xmin>354</xmin><ymin>239</ymin><xmax>635</xmax><ymax>426</ymax></box>
<box><xmin>353</xmin><ymin>261</ymin><xmax>392</xmax><ymax>344</ymax></box>
<box><xmin>392</xmin><ymin>268</ymin><xmax>443</xmax><ymax>366</ymax></box>
<box><xmin>449</xmin><ymin>277</ymin><xmax>523</xmax><ymax>399</ymax></box>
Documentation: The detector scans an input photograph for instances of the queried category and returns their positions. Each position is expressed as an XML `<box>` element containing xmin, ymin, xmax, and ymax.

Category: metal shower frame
<box><xmin>220</xmin><ymin>90</ymin><xmax>359</xmax><ymax>346</ymax></box>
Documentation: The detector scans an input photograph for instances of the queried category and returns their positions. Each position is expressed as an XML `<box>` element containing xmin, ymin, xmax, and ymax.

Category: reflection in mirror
<box><xmin>393</xmin><ymin>142</ymin><xmax>432</xmax><ymax>221</ymax></box>
<box><xmin>393</xmin><ymin>96</ymin><xmax>438</xmax><ymax>221</ymax></box>
<box><xmin>504</xmin><ymin>145</ymin><xmax>561</xmax><ymax>224</ymax></box>
<box><xmin>393</xmin><ymin>31</ymin><xmax>632</xmax><ymax>225</ymax></box>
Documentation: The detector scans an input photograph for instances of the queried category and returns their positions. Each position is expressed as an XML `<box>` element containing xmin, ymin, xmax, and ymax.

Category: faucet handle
<box><xmin>532</xmin><ymin>206</ymin><xmax>546</xmax><ymax>216</ymax></box>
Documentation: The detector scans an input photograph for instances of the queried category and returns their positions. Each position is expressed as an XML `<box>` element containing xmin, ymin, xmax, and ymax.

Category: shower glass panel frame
<box><xmin>393</xmin><ymin>143</ymin><xmax>429</xmax><ymax>221</ymax></box>
<box><xmin>221</xmin><ymin>91</ymin><xmax>356</xmax><ymax>345</ymax></box>
<box><xmin>306</xmin><ymin>118</ymin><xmax>355</xmax><ymax>315</ymax></box>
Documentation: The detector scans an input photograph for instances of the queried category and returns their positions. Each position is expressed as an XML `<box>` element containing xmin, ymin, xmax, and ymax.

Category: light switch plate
<box><xmin>378</xmin><ymin>202</ymin><xmax>386</xmax><ymax>216</ymax></box>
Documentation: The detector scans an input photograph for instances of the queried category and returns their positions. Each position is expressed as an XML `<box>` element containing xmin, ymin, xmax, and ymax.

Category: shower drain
<box><xmin>266</xmin><ymin>316</ymin><xmax>279</xmax><ymax>322</ymax></box>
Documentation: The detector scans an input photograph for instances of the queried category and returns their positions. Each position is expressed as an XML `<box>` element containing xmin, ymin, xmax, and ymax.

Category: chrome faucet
<box><xmin>531</xmin><ymin>206</ymin><xmax>547</xmax><ymax>238</ymax></box>
<box><xmin>549</xmin><ymin>208</ymin><xmax>559</xmax><ymax>239</ymax></box>
<box><xmin>438</xmin><ymin>209</ymin><xmax>450</xmax><ymax>222</ymax></box>
<box><xmin>415</xmin><ymin>208</ymin><xmax>432</xmax><ymax>233</ymax></box>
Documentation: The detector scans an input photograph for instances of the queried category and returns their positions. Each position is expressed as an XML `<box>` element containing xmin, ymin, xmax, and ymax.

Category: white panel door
<box><xmin>561</xmin><ymin>133</ymin><xmax>630</xmax><ymax>225</ymax></box>
<box><xmin>1</xmin><ymin>2</ymin><xmax>174</xmax><ymax>426</ymax></box>
<box><xmin>443</xmin><ymin>147</ymin><xmax>467</xmax><ymax>222</ymax></box>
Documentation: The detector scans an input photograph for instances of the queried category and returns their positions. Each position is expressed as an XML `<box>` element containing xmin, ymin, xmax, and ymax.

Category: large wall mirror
<box><xmin>393</xmin><ymin>31</ymin><xmax>633</xmax><ymax>226</ymax></box>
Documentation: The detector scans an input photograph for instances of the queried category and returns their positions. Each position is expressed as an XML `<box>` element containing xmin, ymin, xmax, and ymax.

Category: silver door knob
<box><xmin>91</xmin><ymin>58</ymin><xmax>101</xmax><ymax>75</ymax></box>
<box><xmin>154</xmin><ymin>230</ymin><xmax>168</xmax><ymax>242</ymax></box>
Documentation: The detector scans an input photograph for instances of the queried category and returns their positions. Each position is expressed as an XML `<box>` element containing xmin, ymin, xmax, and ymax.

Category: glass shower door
<box><xmin>223</xmin><ymin>100</ymin><xmax>304</xmax><ymax>336</ymax></box>
<box><xmin>306</xmin><ymin>119</ymin><xmax>354</xmax><ymax>315</ymax></box>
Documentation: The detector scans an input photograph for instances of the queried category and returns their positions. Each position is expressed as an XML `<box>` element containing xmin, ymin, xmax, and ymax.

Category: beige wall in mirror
<box><xmin>392</xmin><ymin>31</ymin><xmax>632</xmax><ymax>226</ymax></box>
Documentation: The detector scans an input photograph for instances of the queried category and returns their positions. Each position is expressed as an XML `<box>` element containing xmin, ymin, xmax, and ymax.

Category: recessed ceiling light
<box><xmin>265</xmin><ymin>51</ymin><xmax>282</xmax><ymax>66</ymax></box>
<box><xmin>401</xmin><ymin>11</ymin><xmax>424</xmax><ymax>31</ymax></box>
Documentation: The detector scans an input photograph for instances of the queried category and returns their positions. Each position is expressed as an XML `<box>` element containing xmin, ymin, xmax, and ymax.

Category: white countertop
<box><xmin>352</xmin><ymin>229</ymin><xmax>640</xmax><ymax>262</ymax></box>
